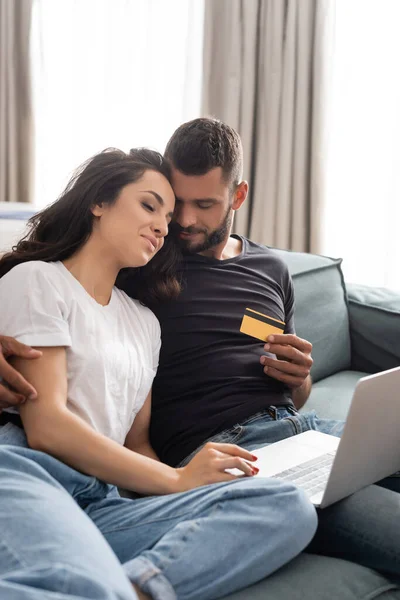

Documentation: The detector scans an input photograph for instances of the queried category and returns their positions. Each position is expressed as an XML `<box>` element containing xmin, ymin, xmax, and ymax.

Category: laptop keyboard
<box><xmin>271</xmin><ymin>452</ymin><xmax>336</xmax><ymax>497</ymax></box>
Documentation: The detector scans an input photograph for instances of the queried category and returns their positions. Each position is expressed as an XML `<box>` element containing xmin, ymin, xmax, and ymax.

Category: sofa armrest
<box><xmin>347</xmin><ymin>283</ymin><xmax>400</xmax><ymax>373</ymax></box>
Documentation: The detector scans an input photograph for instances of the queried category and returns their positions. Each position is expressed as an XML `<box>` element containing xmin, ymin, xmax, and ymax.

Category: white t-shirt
<box><xmin>0</xmin><ymin>261</ymin><xmax>161</xmax><ymax>444</ymax></box>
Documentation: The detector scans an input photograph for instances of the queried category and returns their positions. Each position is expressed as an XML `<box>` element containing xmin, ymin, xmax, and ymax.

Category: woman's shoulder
<box><xmin>1</xmin><ymin>260</ymin><xmax>63</xmax><ymax>285</ymax></box>
<box><xmin>0</xmin><ymin>261</ymin><xmax>72</xmax><ymax>302</ymax></box>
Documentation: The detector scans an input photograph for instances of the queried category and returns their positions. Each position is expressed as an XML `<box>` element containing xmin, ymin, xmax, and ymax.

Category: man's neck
<box><xmin>198</xmin><ymin>235</ymin><xmax>243</xmax><ymax>261</ymax></box>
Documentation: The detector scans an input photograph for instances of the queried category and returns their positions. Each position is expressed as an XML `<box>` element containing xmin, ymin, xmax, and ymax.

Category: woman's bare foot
<box><xmin>132</xmin><ymin>583</ymin><xmax>151</xmax><ymax>600</ymax></box>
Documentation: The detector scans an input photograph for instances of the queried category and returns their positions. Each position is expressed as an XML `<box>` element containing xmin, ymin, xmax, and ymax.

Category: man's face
<box><xmin>170</xmin><ymin>167</ymin><xmax>234</xmax><ymax>255</ymax></box>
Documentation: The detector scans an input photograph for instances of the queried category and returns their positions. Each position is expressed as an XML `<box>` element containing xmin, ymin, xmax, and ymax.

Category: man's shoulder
<box><xmin>241</xmin><ymin>237</ymin><xmax>290</xmax><ymax>274</ymax></box>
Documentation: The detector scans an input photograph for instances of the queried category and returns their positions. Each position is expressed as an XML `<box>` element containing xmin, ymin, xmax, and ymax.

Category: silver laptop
<box><xmin>251</xmin><ymin>366</ymin><xmax>400</xmax><ymax>508</ymax></box>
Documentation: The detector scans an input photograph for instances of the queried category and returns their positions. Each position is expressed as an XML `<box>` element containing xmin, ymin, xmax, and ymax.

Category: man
<box><xmin>147</xmin><ymin>117</ymin><xmax>345</xmax><ymax>467</ymax></box>
<box><xmin>142</xmin><ymin>118</ymin><xmax>400</xmax><ymax>579</ymax></box>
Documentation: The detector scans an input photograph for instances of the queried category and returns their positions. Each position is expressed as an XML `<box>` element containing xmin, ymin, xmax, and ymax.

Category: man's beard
<box><xmin>171</xmin><ymin>206</ymin><xmax>233</xmax><ymax>255</ymax></box>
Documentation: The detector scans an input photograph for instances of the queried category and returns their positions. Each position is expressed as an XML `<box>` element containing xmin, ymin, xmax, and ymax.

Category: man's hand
<box><xmin>0</xmin><ymin>336</ymin><xmax>42</xmax><ymax>412</ymax></box>
<box><xmin>260</xmin><ymin>333</ymin><xmax>313</xmax><ymax>389</ymax></box>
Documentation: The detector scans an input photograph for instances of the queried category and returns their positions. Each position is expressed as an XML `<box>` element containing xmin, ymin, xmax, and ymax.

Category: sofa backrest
<box><xmin>270</xmin><ymin>247</ymin><xmax>351</xmax><ymax>382</ymax></box>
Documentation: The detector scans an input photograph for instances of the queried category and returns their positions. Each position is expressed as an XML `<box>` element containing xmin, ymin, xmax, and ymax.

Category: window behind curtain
<box><xmin>322</xmin><ymin>0</ymin><xmax>400</xmax><ymax>291</ymax></box>
<box><xmin>31</xmin><ymin>0</ymin><xmax>204</xmax><ymax>207</ymax></box>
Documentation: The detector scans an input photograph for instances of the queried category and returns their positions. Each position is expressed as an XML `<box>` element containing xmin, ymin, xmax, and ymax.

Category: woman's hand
<box><xmin>175</xmin><ymin>442</ymin><xmax>259</xmax><ymax>491</ymax></box>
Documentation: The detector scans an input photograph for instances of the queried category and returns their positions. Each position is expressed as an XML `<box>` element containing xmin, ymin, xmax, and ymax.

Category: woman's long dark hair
<box><xmin>0</xmin><ymin>148</ymin><xmax>181</xmax><ymax>305</ymax></box>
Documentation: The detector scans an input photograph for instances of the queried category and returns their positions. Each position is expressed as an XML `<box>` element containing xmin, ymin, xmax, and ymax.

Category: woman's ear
<box><xmin>91</xmin><ymin>203</ymin><xmax>104</xmax><ymax>217</ymax></box>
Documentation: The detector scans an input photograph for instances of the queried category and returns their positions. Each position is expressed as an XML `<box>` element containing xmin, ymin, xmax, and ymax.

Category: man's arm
<box><xmin>260</xmin><ymin>334</ymin><xmax>313</xmax><ymax>410</ymax></box>
<box><xmin>0</xmin><ymin>335</ymin><xmax>41</xmax><ymax>412</ymax></box>
<box><xmin>291</xmin><ymin>374</ymin><xmax>312</xmax><ymax>410</ymax></box>
<box><xmin>124</xmin><ymin>390</ymin><xmax>160</xmax><ymax>461</ymax></box>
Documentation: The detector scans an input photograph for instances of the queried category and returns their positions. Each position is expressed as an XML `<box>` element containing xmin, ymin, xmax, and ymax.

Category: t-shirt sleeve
<box><xmin>0</xmin><ymin>262</ymin><xmax>72</xmax><ymax>347</ymax></box>
<box><xmin>283</xmin><ymin>271</ymin><xmax>296</xmax><ymax>336</ymax></box>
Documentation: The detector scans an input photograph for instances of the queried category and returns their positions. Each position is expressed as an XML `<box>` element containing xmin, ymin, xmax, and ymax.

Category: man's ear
<box><xmin>232</xmin><ymin>181</ymin><xmax>248</xmax><ymax>210</ymax></box>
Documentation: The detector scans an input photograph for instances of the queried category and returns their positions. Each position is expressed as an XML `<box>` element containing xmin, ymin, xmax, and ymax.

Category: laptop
<box><xmin>249</xmin><ymin>366</ymin><xmax>400</xmax><ymax>508</ymax></box>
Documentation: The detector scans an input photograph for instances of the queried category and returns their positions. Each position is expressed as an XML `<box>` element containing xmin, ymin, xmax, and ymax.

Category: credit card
<box><xmin>240</xmin><ymin>308</ymin><xmax>285</xmax><ymax>342</ymax></box>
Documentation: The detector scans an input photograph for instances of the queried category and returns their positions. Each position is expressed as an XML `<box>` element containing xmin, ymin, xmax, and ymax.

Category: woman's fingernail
<box><xmin>260</xmin><ymin>357</ymin><xmax>266</xmax><ymax>365</ymax></box>
<box><xmin>264</xmin><ymin>344</ymin><xmax>270</xmax><ymax>351</ymax></box>
<box><xmin>252</xmin><ymin>467</ymin><xmax>259</xmax><ymax>474</ymax></box>
<box><xmin>251</xmin><ymin>455</ymin><xmax>258</xmax><ymax>461</ymax></box>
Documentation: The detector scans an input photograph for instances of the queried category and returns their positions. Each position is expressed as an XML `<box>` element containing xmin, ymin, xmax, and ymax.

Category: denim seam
<box><xmin>73</xmin><ymin>477</ymin><xmax>107</xmax><ymax>502</ymax></box>
<box><xmin>0</xmin><ymin>546</ymin><xmax>71</xmax><ymax>597</ymax></box>
<box><xmin>102</xmin><ymin>489</ymin><xmax>227</xmax><ymax>535</ymax></box>
<box><xmin>126</xmin><ymin>557</ymin><xmax>176</xmax><ymax>600</ymax></box>
<box><xmin>100</xmin><ymin>507</ymin><xmax>201</xmax><ymax>535</ymax></box>
<box><xmin>215</xmin><ymin>427</ymin><xmax>243</xmax><ymax>444</ymax></box>
<box><xmin>58</xmin><ymin>564</ymin><xmax>70</xmax><ymax>595</ymax></box>
<box><xmin>154</xmin><ymin>498</ymin><xmax>224</xmax><ymax>573</ymax></box>
<box><xmin>283</xmin><ymin>416</ymin><xmax>301</xmax><ymax>435</ymax></box>
<box><xmin>138</xmin><ymin>566</ymin><xmax>161</xmax><ymax>584</ymax></box>
<box><xmin>0</xmin><ymin>539</ymin><xmax>27</xmax><ymax>570</ymax></box>
<box><xmin>160</xmin><ymin>519</ymin><xmax>201</xmax><ymax>565</ymax></box>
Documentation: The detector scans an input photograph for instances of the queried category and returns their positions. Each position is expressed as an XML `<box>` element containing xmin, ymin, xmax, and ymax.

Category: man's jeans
<box><xmin>0</xmin><ymin>422</ymin><xmax>317</xmax><ymax>600</ymax></box>
<box><xmin>180</xmin><ymin>407</ymin><xmax>400</xmax><ymax>582</ymax></box>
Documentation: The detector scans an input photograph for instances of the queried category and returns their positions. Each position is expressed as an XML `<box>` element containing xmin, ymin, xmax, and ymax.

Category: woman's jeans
<box><xmin>0</xmin><ymin>422</ymin><xmax>317</xmax><ymax>600</ymax></box>
<box><xmin>179</xmin><ymin>407</ymin><xmax>400</xmax><ymax>583</ymax></box>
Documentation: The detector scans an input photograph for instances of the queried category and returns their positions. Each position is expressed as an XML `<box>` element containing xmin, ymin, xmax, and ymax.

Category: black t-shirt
<box><xmin>150</xmin><ymin>236</ymin><xmax>296</xmax><ymax>466</ymax></box>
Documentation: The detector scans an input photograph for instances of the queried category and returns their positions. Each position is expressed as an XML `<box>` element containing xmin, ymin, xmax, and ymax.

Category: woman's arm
<box><xmin>16</xmin><ymin>347</ymin><xmax>182</xmax><ymax>495</ymax></box>
<box><xmin>15</xmin><ymin>348</ymin><xmax>257</xmax><ymax>494</ymax></box>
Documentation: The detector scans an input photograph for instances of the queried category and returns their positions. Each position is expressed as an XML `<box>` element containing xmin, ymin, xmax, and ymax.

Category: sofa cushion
<box><xmin>270</xmin><ymin>248</ymin><xmax>351</xmax><ymax>382</ymax></box>
<box><xmin>222</xmin><ymin>552</ymin><xmax>400</xmax><ymax>599</ymax></box>
<box><xmin>302</xmin><ymin>370</ymin><xmax>367</xmax><ymax>421</ymax></box>
<box><xmin>347</xmin><ymin>283</ymin><xmax>400</xmax><ymax>373</ymax></box>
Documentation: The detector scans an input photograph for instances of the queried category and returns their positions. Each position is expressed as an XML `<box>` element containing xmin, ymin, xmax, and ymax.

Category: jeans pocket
<box><xmin>209</xmin><ymin>424</ymin><xmax>244</xmax><ymax>445</ymax></box>
<box><xmin>239</xmin><ymin>410</ymin><xmax>272</xmax><ymax>427</ymax></box>
<box><xmin>178</xmin><ymin>424</ymin><xmax>244</xmax><ymax>467</ymax></box>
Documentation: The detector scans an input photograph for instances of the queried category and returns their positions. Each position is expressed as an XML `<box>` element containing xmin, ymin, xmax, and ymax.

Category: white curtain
<box><xmin>31</xmin><ymin>0</ymin><xmax>204</xmax><ymax>207</ymax></box>
<box><xmin>322</xmin><ymin>0</ymin><xmax>400</xmax><ymax>291</ymax></box>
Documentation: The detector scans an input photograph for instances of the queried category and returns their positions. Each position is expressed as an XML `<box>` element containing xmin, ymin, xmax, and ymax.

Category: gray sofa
<box><xmin>223</xmin><ymin>248</ymin><xmax>400</xmax><ymax>600</ymax></box>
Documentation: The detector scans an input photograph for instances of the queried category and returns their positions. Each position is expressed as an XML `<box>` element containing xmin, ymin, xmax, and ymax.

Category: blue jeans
<box><xmin>179</xmin><ymin>407</ymin><xmax>400</xmax><ymax>582</ymax></box>
<box><xmin>0</xmin><ymin>422</ymin><xmax>318</xmax><ymax>600</ymax></box>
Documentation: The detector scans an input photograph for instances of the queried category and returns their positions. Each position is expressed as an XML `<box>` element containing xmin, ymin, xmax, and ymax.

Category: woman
<box><xmin>0</xmin><ymin>148</ymin><xmax>316</xmax><ymax>600</ymax></box>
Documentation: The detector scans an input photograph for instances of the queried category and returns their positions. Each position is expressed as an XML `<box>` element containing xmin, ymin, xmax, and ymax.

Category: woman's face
<box><xmin>92</xmin><ymin>170</ymin><xmax>175</xmax><ymax>269</ymax></box>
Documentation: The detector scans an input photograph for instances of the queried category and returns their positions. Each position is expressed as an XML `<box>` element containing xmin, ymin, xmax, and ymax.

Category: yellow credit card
<box><xmin>240</xmin><ymin>308</ymin><xmax>285</xmax><ymax>342</ymax></box>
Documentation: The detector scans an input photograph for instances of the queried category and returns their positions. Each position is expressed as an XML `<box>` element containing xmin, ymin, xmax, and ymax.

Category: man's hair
<box><xmin>164</xmin><ymin>117</ymin><xmax>243</xmax><ymax>187</ymax></box>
